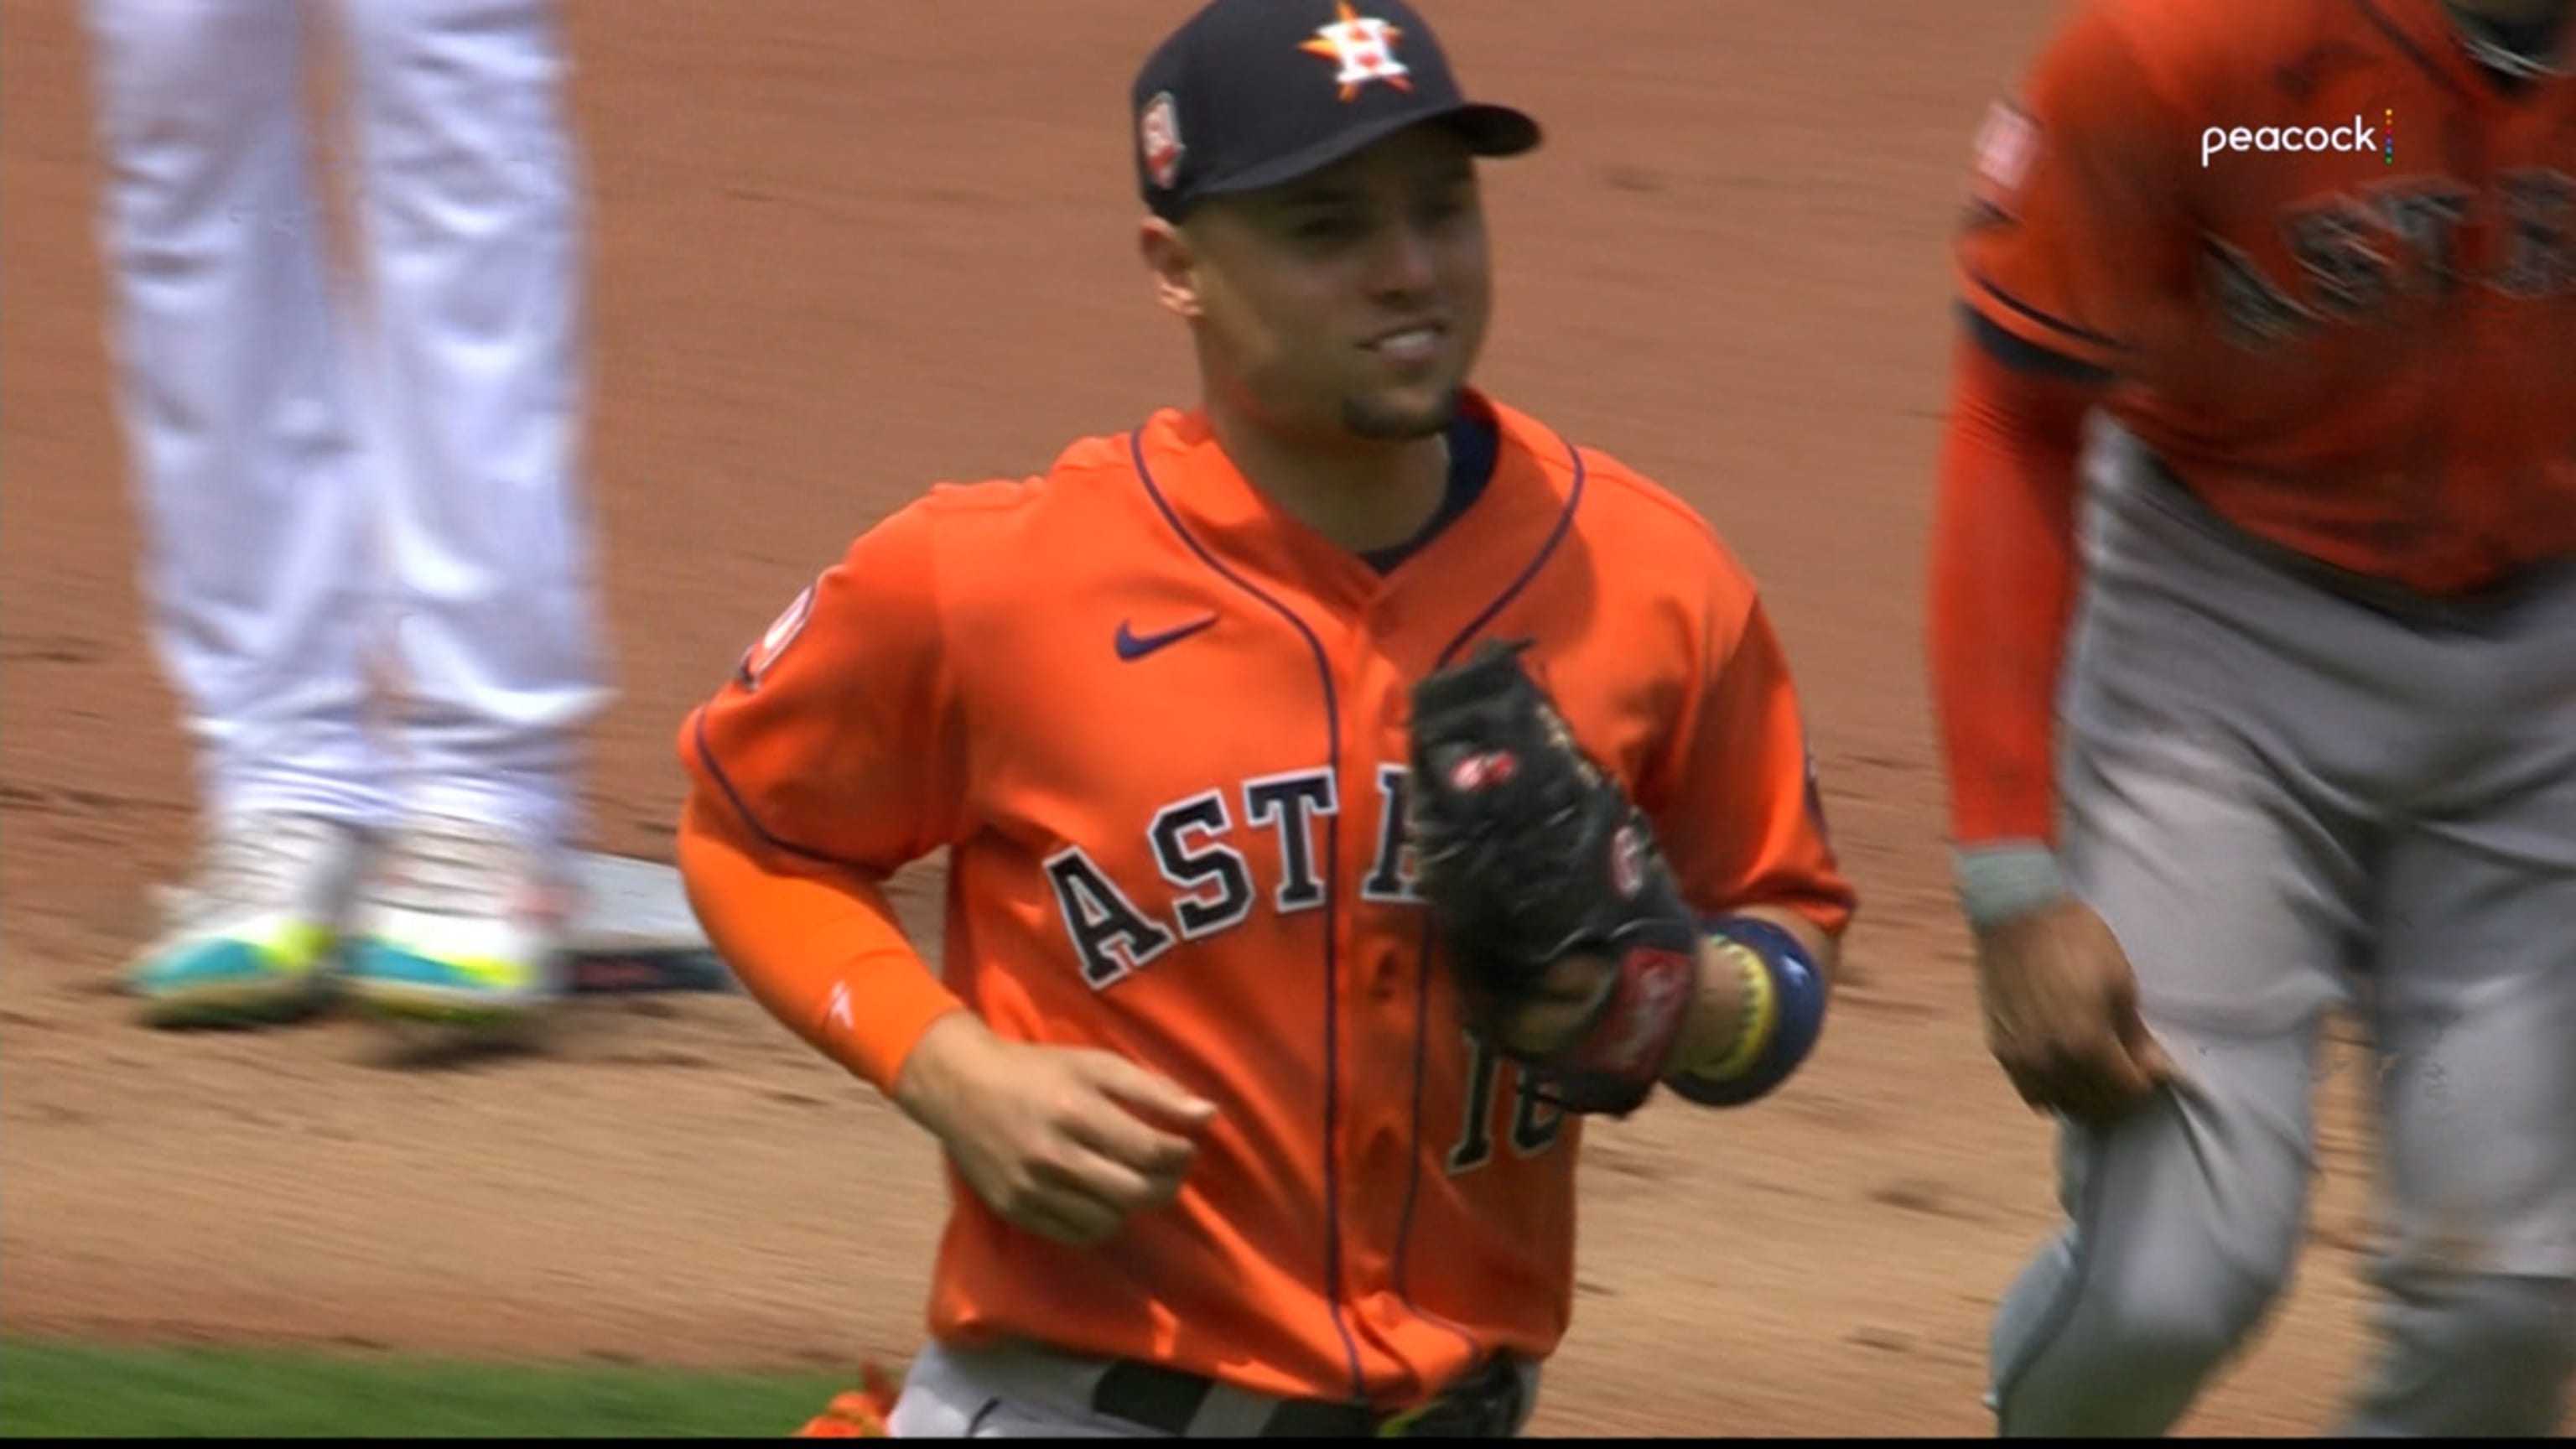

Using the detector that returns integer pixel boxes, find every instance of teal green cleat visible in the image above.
[127,917,339,1026]
[344,816,572,1028]
[343,936,553,1026]
[126,813,371,1029]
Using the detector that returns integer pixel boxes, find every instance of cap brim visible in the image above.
[1441,101,1545,158]
[1193,101,1544,203]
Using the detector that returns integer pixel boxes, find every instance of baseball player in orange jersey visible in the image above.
[1929,0,2574,1435]
[677,0,1855,1436]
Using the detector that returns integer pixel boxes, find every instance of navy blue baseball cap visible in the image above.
[1131,0,1543,221]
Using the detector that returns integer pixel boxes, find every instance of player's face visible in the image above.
[1161,125,1493,444]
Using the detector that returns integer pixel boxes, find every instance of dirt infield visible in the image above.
[1,0,2416,1436]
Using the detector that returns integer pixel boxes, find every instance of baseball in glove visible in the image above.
[1405,638,1703,1118]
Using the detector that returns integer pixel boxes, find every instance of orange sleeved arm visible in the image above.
[674,496,974,1096]
[1924,332,2102,848]
[676,794,963,1094]
[1934,1,2189,853]
[1652,588,1858,940]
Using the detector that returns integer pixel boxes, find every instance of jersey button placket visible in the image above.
[1355,632,1431,1344]
[1308,630,1359,1319]
[1365,638,1415,1007]
[1302,617,1374,1389]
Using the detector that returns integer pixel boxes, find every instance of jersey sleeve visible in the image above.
[1954,4,2192,375]
[1647,586,1857,939]
[1925,330,2096,850]
[679,497,971,877]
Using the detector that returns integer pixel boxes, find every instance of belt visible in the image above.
[1091,1357,1528,1439]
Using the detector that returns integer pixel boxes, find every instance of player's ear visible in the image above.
[1139,215,1204,322]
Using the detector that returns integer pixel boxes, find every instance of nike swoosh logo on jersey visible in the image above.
[1115,615,1218,661]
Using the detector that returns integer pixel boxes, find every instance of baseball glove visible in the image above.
[1405,639,1703,1118]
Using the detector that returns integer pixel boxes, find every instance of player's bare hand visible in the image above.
[894,1014,1218,1246]
[1491,953,1617,1059]
[1974,899,2178,1125]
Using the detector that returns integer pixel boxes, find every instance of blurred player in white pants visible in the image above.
[81,0,608,1030]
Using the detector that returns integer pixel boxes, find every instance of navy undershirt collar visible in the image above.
[1358,411,1499,574]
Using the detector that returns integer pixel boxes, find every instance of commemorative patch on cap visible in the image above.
[1140,90,1184,189]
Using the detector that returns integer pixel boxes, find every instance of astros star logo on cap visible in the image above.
[1301,1,1412,100]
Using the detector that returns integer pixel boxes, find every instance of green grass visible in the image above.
[0,1338,863,1438]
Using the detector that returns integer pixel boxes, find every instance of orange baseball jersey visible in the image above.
[1955,0,2576,596]
[677,389,1853,1405]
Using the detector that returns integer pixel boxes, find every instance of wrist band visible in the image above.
[1951,841,2071,932]
[1698,939,1778,1082]
[1670,915,1828,1108]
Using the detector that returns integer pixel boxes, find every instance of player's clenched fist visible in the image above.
[893,1014,1218,1246]
[1973,898,2177,1126]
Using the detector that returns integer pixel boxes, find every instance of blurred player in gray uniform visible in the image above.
[1928,0,2573,1435]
